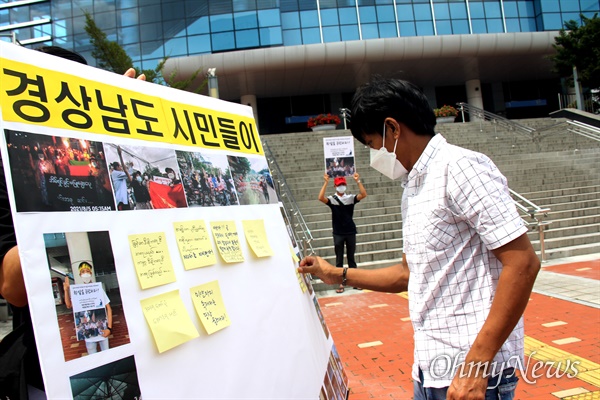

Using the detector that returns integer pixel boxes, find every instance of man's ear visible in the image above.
[384,118,401,140]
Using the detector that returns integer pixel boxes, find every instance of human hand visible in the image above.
[323,173,330,183]
[63,278,70,291]
[124,67,146,81]
[101,328,111,338]
[353,172,360,181]
[298,256,338,285]
[446,368,488,400]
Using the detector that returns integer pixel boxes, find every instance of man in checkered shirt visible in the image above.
[299,77,540,400]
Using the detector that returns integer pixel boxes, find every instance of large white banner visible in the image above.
[0,42,348,399]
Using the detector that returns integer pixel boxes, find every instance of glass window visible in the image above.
[449,2,467,19]
[469,2,484,19]
[165,37,187,57]
[397,4,414,22]
[340,24,360,40]
[259,26,283,45]
[518,0,535,17]
[233,0,257,12]
[163,19,186,38]
[451,19,469,34]
[93,12,117,30]
[521,17,537,31]
[235,11,258,29]
[280,0,299,12]
[119,26,140,45]
[72,1,93,17]
[258,9,280,27]
[300,10,319,27]
[505,18,521,32]
[117,0,139,8]
[141,40,164,59]
[376,5,395,22]
[471,19,487,33]
[542,13,563,29]
[236,28,260,48]
[210,14,234,32]
[52,1,72,20]
[379,22,397,37]
[399,21,416,36]
[188,34,212,54]
[414,4,432,21]
[323,25,341,42]
[563,13,582,24]
[433,3,450,20]
[187,16,210,35]
[299,0,318,11]
[162,1,185,21]
[212,31,235,51]
[339,7,358,24]
[581,0,600,12]
[487,19,504,33]
[283,29,302,45]
[140,23,163,41]
[416,20,434,35]
[257,0,279,10]
[301,27,321,44]
[484,1,502,18]
[123,43,141,59]
[541,0,560,12]
[321,8,339,26]
[503,1,518,17]
[138,5,160,23]
[361,23,379,39]
[436,20,452,35]
[119,7,139,26]
[359,6,377,23]
[281,11,300,29]
[31,2,51,19]
[141,58,161,72]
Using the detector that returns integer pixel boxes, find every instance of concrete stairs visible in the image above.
[263,118,600,291]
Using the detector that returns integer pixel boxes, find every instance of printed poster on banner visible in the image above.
[0,42,348,400]
[323,136,355,178]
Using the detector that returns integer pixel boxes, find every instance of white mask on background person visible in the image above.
[369,122,409,180]
[80,273,92,284]
[336,185,346,193]
[168,173,175,179]
[136,176,143,182]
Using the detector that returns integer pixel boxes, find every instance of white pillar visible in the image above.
[66,232,95,284]
[241,94,259,132]
[466,79,484,120]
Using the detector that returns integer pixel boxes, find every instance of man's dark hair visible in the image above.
[111,162,120,169]
[35,46,88,65]
[350,76,436,144]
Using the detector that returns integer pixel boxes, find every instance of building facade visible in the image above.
[1,0,599,133]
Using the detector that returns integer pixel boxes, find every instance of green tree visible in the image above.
[84,12,205,92]
[550,14,600,89]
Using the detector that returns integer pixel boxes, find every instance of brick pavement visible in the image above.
[318,260,600,399]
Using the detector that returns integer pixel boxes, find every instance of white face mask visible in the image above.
[168,173,175,179]
[336,185,346,193]
[80,273,92,284]
[369,122,409,180]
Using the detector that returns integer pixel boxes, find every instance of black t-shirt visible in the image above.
[326,194,359,235]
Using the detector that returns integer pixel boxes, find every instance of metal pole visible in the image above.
[207,68,219,99]
[573,66,583,111]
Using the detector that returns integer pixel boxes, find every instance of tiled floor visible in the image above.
[318,257,600,399]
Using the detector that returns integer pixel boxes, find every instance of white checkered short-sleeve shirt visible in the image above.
[401,134,527,388]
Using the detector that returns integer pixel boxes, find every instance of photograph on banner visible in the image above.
[323,368,335,400]
[44,231,130,361]
[331,344,349,389]
[312,295,330,340]
[176,150,239,207]
[323,136,355,178]
[227,155,277,205]
[69,355,141,399]
[103,143,187,210]
[327,355,346,399]
[4,129,115,212]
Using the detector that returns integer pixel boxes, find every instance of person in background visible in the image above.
[318,172,367,293]
[299,77,540,399]
[130,171,153,209]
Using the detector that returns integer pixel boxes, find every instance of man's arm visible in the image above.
[447,233,540,399]
[299,253,410,293]
[0,246,27,307]
[318,173,330,204]
[353,172,367,201]
[103,303,113,338]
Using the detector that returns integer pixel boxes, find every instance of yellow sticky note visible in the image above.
[140,290,199,353]
[173,220,217,270]
[296,269,307,293]
[290,247,300,262]
[242,219,274,257]
[210,221,244,263]
[190,280,231,335]
[129,232,176,289]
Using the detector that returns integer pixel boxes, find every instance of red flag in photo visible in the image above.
[148,181,188,209]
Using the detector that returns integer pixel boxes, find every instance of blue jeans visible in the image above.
[413,367,518,400]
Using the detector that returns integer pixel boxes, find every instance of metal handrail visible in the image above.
[566,120,600,142]
[457,102,535,138]
[263,141,315,258]
[509,189,551,262]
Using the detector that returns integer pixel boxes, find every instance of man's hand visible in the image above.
[447,367,488,400]
[298,256,339,285]
[124,67,146,81]
[353,172,360,182]
[323,173,330,184]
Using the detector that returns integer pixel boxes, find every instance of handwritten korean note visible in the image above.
[190,280,231,335]
[242,219,273,257]
[290,246,300,262]
[173,220,217,270]
[140,290,199,353]
[210,221,244,263]
[129,232,176,289]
